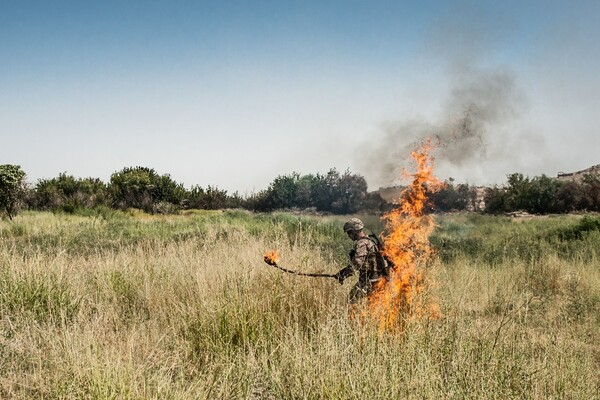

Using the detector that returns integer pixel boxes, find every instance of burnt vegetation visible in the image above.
[1,164,600,219]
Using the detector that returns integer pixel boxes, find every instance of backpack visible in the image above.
[349,233,395,277]
[366,233,395,277]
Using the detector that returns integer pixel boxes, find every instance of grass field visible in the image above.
[0,210,599,399]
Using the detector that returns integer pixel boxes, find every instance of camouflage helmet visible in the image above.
[343,218,364,232]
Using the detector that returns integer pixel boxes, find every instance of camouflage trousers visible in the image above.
[348,278,384,304]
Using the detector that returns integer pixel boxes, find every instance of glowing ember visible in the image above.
[263,250,279,266]
[369,138,443,331]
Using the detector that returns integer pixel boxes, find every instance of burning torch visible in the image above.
[263,250,339,279]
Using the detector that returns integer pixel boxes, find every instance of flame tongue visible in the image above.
[263,250,279,266]
[369,139,443,331]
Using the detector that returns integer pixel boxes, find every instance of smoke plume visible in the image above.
[360,3,535,188]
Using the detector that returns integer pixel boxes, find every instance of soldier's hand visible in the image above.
[348,249,356,260]
[334,265,354,285]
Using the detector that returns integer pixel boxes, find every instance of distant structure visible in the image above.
[470,186,487,212]
[556,164,600,182]
[371,163,600,213]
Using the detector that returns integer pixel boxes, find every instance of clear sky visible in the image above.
[1,0,599,194]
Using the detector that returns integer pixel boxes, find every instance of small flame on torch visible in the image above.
[263,250,279,266]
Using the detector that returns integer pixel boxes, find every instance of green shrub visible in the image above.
[556,216,600,240]
[0,164,26,220]
[431,214,600,264]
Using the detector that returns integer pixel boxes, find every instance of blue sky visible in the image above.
[1,0,599,193]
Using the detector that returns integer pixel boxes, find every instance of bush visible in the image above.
[185,185,229,210]
[556,216,600,241]
[33,173,108,212]
[109,167,185,213]
[245,169,373,214]
[0,164,27,219]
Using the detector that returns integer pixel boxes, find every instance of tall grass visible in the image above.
[0,211,598,399]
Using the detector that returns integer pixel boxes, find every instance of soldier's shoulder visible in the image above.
[356,237,375,248]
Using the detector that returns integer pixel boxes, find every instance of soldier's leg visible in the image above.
[348,283,368,304]
[347,283,369,322]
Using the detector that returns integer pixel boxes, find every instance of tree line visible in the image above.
[0,164,387,219]
[2,164,600,219]
[431,173,600,214]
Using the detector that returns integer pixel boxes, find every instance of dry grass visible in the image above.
[0,211,598,399]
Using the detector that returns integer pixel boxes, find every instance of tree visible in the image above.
[268,173,301,209]
[240,168,381,214]
[432,179,460,212]
[185,185,206,209]
[0,164,27,219]
[109,167,184,213]
[556,180,585,212]
[34,173,108,212]
[203,186,229,210]
[456,184,477,211]
[185,185,229,210]
[528,175,562,214]
[248,172,324,212]
[243,189,272,212]
[226,191,245,209]
[311,171,335,212]
[505,173,531,211]
[296,174,320,208]
[329,169,368,214]
[484,186,509,214]
[155,174,186,208]
[109,167,157,211]
[580,173,600,212]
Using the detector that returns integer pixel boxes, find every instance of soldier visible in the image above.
[335,218,387,303]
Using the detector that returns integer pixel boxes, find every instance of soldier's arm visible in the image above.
[335,239,373,284]
[335,241,364,284]
[334,264,355,284]
[351,239,372,272]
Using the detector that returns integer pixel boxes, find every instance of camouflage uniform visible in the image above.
[336,218,386,303]
[347,236,385,303]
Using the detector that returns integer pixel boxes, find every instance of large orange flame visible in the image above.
[369,138,443,331]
